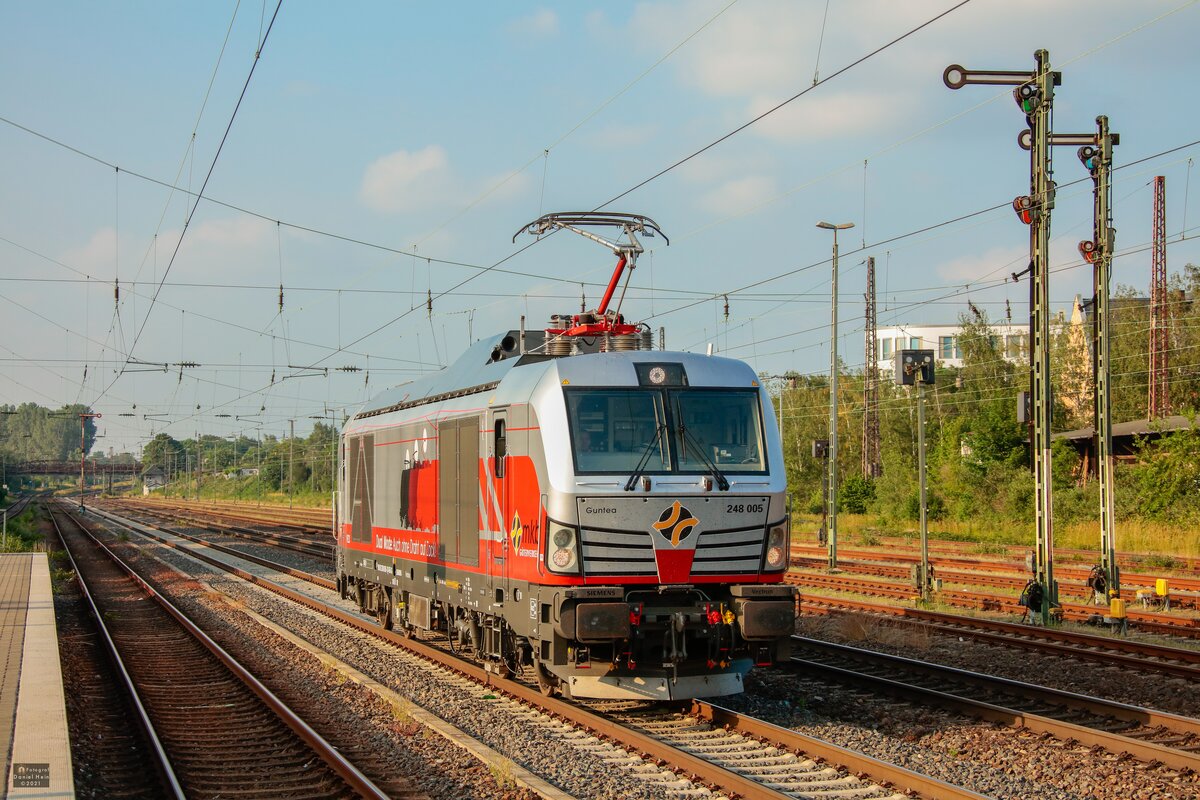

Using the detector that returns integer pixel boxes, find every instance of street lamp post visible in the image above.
[817,221,854,571]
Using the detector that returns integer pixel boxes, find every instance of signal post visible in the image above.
[1076,117,1121,604]
[944,51,1061,624]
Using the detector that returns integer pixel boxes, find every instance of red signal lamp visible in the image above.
[1078,240,1097,263]
[1012,195,1035,225]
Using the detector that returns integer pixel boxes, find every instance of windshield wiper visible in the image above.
[624,423,666,491]
[678,423,729,491]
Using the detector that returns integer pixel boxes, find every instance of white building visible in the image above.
[873,323,1029,371]
[873,301,1081,373]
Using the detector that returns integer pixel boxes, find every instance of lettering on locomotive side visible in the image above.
[584,506,618,515]
[375,534,438,558]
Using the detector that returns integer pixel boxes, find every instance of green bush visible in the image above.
[839,475,876,514]
[905,490,946,521]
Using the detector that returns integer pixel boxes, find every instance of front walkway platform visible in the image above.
[1,553,74,798]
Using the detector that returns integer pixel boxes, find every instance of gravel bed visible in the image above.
[87,516,702,800]
[798,612,1200,719]
[722,655,1200,800]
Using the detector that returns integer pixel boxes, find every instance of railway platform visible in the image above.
[0,553,74,798]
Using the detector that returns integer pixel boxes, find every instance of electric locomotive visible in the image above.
[336,213,795,700]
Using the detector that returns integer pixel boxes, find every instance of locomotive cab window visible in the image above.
[566,389,670,474]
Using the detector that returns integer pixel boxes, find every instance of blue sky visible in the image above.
[2,1,1198,454]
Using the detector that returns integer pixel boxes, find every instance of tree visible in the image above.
[142,434,185,475]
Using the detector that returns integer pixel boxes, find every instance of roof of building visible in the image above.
[1052,415,1194,441]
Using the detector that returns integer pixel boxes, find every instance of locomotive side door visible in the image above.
[490,410,511,599]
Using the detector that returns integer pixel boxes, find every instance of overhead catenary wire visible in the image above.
[93,0,286,408]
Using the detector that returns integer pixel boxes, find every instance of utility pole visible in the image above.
[945,50,1061,624]
[289,419,295,509]
[817,220,854,570]
[79,412,101,510]
[1077,117,1121,605]
[1149,175,1169,418]
[863,256,881,478]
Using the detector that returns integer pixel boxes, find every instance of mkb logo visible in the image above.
[509,512,523,552]
[651,501,700,547]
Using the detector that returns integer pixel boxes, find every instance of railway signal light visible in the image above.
[1012,195,1035,225]
[1013,82,1040,114]
[1078,239,1097,263]
[1078,144,1099,172]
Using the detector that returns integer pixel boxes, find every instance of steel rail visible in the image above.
[798,596,1200,680]
[786,571,1200,638]
[118,496,332,537]
[90,505,337,590]
[85,503,980,800]
[59,503,390,800]
[109,501,332,558]
[790,637,1200,773]
[129,496,329,532]
[690,700,991,800]
[796,540,1200,575]
[792,547,1200,596]
[46,504,186,799]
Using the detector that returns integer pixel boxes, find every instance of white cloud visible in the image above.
[697,174,779,216]
[745,90,905,143]
[629,0,818,98]
[60,228,118,274]
[359,145,452,213]
[624,0,972,141]
[358,145,532,218]
[936,245,1029,282]
[508,8,559,37]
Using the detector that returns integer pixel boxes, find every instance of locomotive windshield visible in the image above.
[566,390,671,474]
[565,387,766,474]
[672,389,765,473]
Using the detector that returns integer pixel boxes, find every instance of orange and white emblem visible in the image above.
[509,512,523,552]
[651,501,700,547]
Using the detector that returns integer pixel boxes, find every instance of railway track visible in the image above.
[795,539,1200,575]
[83,502,988,800]
[786,570,1200,639]
[788,636,1200,773]
[48,502,405,799]
[799,595,1200,681]
[105,498,333,559]
[130,496,329,532]
[792,548,1200,600]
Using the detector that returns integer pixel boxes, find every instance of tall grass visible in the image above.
[147,475,331,510]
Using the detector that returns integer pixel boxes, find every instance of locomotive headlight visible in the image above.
[548,523,579,574]
[764,523,789,571]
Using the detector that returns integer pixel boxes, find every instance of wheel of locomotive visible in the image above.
[390,596,413,637]
[534,660,558,697]
[375,587,393,630]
